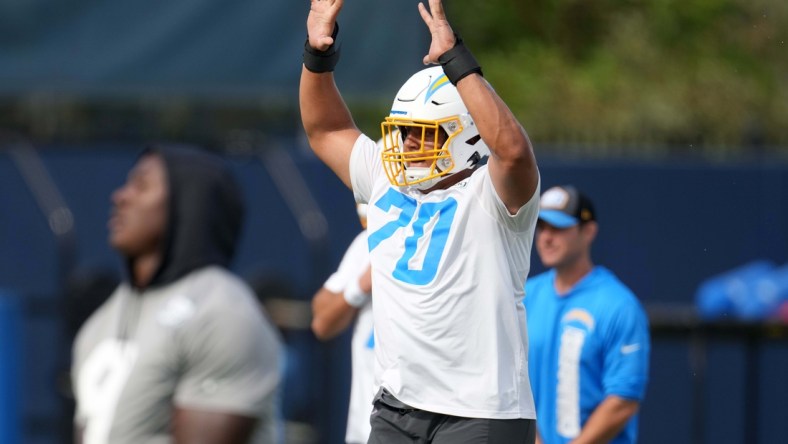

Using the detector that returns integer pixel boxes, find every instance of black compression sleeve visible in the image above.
[437,33,483,85]
[303,23,341,73]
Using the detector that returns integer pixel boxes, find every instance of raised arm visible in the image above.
[300,0,362,188]
[419,0,538,213]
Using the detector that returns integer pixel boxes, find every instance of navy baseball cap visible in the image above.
[538,185,596,228]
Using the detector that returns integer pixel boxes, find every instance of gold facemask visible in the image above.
[380,116,462,188]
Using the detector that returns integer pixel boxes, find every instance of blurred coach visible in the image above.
[525,185,650,444]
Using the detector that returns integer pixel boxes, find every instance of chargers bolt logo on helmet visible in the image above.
[380,66,489,190]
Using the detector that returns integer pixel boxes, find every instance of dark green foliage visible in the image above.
[445,0,788,155]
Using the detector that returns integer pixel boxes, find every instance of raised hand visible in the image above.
[418,0,456,65]
[307,0,344,51]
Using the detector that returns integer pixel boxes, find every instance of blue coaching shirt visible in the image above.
[525,266,650,444]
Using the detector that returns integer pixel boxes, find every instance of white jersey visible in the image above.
[350,134,539,419]
[324,231,375,444]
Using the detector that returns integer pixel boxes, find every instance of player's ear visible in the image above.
[581,221,598,244]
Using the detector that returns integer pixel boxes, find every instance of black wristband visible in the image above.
[437,33,483,85]
[303,23,341,73]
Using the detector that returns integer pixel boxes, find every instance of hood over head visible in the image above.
[134,144,245,289]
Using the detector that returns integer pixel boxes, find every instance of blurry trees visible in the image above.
[448,0,788,157]
[0,1,785,157]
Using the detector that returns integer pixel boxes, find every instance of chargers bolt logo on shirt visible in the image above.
[561,308,595,331]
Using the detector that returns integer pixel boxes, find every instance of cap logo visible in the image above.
[541,187,570,210]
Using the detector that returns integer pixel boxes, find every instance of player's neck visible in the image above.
[553,257,594,296]
[130,251,162,289]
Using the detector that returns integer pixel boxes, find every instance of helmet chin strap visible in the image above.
[404,166,434,185]
[408,166,476,192]
[403,158,445,177]
[404,161,456,190]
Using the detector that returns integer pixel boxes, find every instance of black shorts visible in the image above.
[367,389,535,444]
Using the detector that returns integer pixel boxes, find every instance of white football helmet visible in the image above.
[380,66,489,190]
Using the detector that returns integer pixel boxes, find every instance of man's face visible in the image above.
[400,125,447,168]
[535,220,591,269]
[108,154,169,258]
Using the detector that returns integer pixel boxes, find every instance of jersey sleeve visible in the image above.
[324,231,370,293]
[173,282,282,417]
[602,298,651,401]
[350,134,383,205]
[475,166,541,233]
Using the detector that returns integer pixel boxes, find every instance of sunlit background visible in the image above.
[1,1,787,443]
